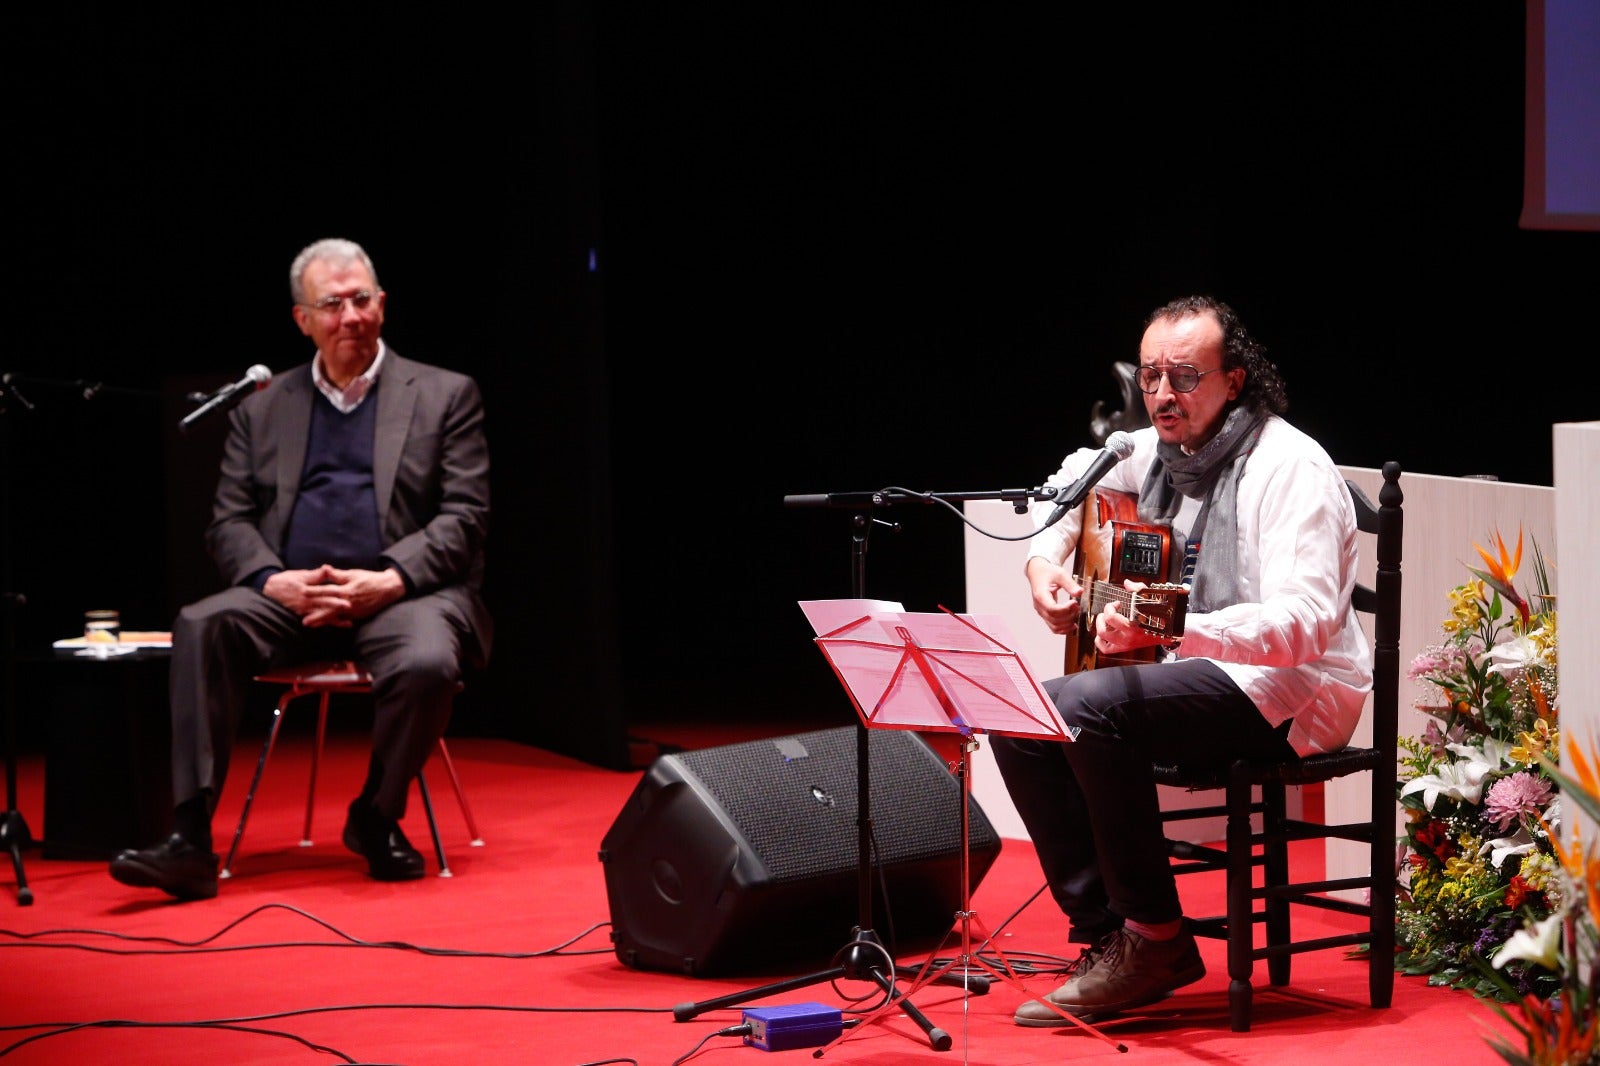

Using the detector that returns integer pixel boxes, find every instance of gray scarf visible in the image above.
[1137,406,1268,613]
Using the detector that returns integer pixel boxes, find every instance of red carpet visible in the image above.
[0,730,1517,1065]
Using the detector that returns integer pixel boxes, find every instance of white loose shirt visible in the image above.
[1027,417,1370,756]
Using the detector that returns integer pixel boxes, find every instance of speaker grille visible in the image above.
[674,726,986,883]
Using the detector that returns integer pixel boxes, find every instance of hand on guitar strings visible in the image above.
[1093,582,1171,656]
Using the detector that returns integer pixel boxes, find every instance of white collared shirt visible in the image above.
[1027,417,1371,756]
[312,340,387,414]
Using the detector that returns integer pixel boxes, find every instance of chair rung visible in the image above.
[1257,931,1371,958]
[1160,801,1265,823]
[1193,922,1373,958]
[1168,840,1228,864]
[1273,890,1374,918]
[1187,907,1270,937]
[1258,875,1371,900]
[1272,819,1374,844]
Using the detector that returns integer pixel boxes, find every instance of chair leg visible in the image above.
[434,738,484,846]
[1369,767,1397,1008]
[1225,773,1254,1033]
[416,770,451,877]
[221,699,291,879]
[301,691,330,846]
[1263,781,1291,987]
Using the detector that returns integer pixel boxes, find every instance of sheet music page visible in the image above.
[798,598,905,637]
[800,602,1070,739]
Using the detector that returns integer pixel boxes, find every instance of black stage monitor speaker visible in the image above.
[599,725,1002,976]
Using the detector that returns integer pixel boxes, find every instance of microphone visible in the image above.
[1043,430,1137,528]
[178,365,271,434]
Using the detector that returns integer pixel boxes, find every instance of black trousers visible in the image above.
[168,586,472,822]
[990,658,1295,944]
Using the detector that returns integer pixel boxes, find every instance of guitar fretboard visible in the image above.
[1087,581,1155,623]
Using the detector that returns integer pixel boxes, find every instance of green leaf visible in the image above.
[1539,754,1600,823]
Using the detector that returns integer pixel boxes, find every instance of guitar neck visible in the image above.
[1088,576,1139,617]
[1087,580,1139,617]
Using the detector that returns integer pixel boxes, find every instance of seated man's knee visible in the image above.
[1042,671,1121,740]
[377,649,459,700]
[175,591,255,644]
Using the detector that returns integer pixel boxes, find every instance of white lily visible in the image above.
[1492,910,1563,971]
[1400,736,1516,809]
[1480,825,1536,869]
[1542,796,1562,839]
[1484,634,1546,679]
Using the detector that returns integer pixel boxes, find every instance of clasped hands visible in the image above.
[1026,558,1162,656]
[262,564,406,628]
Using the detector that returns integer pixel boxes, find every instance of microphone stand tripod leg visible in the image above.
[861,963,951,1052]
[3,589,35,906]
[1,808,31,906]
[672,966,847,1022]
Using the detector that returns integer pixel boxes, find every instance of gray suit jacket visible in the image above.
[204,349,493,660]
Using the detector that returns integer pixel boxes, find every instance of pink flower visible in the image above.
[1408,645,1455,681]
[1483,771,1554,832]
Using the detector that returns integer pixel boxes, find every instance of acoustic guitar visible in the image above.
[1062,489,1189,674]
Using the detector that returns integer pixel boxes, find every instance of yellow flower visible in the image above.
[1443,580,1486,635]
[1510,718,1555,767]
[1527,613,1558,658]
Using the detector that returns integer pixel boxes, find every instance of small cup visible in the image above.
[83,609,122,657]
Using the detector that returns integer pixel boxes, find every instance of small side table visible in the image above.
[38,648,173,861]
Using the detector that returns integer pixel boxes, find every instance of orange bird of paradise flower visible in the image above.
[1469,527,1530,629]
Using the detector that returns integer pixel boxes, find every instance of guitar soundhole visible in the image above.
[1117,530,1166,580]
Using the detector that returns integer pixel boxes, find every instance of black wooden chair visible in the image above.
[1152,461,1402,1031]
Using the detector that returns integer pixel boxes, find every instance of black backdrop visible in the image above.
[5,5,1593,769]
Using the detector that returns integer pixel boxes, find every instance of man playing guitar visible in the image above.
[994,296,1370,1026]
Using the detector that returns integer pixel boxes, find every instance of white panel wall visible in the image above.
[1553,423,1600,852]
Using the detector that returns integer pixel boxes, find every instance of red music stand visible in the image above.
[799,600,1128,1057]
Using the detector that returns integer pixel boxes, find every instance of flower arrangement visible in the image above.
[1481,733,1598,1064]
[1395,529,1560,1001]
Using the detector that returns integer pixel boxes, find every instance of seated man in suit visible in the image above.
[110,236,492,900]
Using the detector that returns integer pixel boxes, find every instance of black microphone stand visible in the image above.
[1,375,36,904]
[671,482,1058,1050]
[0,372,164,905]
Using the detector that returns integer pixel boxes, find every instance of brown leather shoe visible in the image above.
[1014,940,1110,1026]
[1038,926,1205,1020]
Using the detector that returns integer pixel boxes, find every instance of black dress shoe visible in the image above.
[109,833,219,901]
[342,800,425,881]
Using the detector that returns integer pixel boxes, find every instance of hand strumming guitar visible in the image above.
[1027,556,1084,636]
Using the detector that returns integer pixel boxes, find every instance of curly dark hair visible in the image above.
[1145,295,1289,415]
